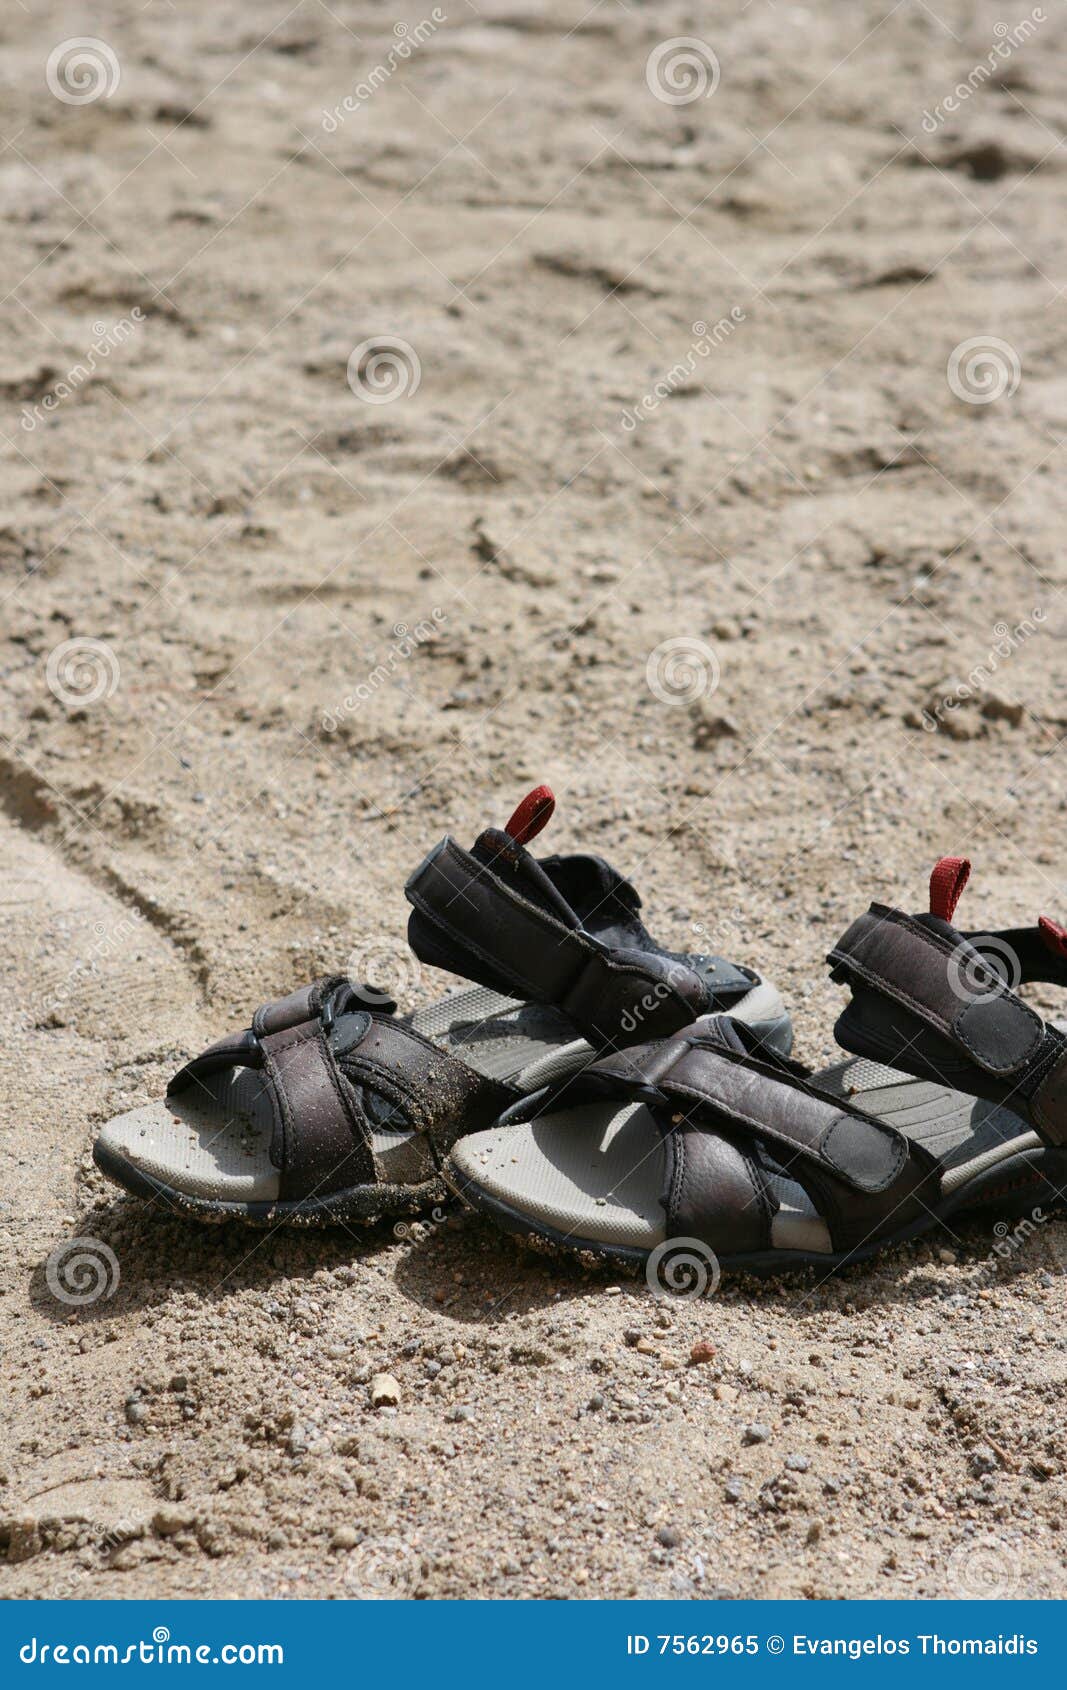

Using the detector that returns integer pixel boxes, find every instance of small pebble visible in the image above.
[742,1422,771,1445]
[153,1506,196,1537]
[724,1478,744,1504]
[690,1340,717,1365]
[785,1454,810,1472]
[369,1373,401,1409]
[656,1525,681,1548]
[330,1526,358,1550]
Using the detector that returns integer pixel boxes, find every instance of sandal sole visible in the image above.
[92,1137,445,1229]
[93,1006,795,1227]
[446,1144,1067,1280]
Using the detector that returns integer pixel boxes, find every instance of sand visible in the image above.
[2,0,1066,1599]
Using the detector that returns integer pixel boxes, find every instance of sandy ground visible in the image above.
[3,0,1067,1601]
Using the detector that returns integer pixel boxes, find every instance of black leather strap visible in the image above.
[167,979,507,1203]
[260,1021,374,1200]
[829,905,1067,1146]
[829,908,1044,1075]
[579,1017,939,1255]
[405,835,710,1048]
[333,1010,512,1150]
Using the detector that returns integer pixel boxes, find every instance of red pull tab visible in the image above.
[504,784,555,846]
[1039,915,1067,958]
[930,856,971,922]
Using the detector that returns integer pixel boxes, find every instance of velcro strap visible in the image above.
[590,1027,909,1195]
[333,1012,508,1146]
[405,837,708,1046]
[260,1022,372,1201]
[168,1029,259,1098]
[585,1020,938,1254]
[1031,1049,1067,1146]
[664,1047,906,1193]
[829,906,1044,1076]
[407,837,582,1002]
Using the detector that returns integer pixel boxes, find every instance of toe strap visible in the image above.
[259,1019,372,1199]
[167,978,511,1203]
[581,1015,940,1256]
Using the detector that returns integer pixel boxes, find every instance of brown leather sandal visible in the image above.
[448,859,1066,1277]
[93,788,789,1226]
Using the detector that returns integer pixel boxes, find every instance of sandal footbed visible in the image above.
[448,1056,1057,1261]
[94,978,790,1219]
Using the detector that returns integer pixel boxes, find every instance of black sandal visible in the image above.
[446,858,1066,1277]
[93,787,789,1226]
[828,854,1067,1195]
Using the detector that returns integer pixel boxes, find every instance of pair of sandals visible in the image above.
[95,789,1067,1280]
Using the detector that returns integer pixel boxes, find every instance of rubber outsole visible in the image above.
[446,1144,1067,1280]
[92,1008,795,1228]
[92,1136,443,1228]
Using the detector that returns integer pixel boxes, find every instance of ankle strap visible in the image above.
[828,890,1067,1145]
[829,906,1046,1074]
[405,832,710,1049]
